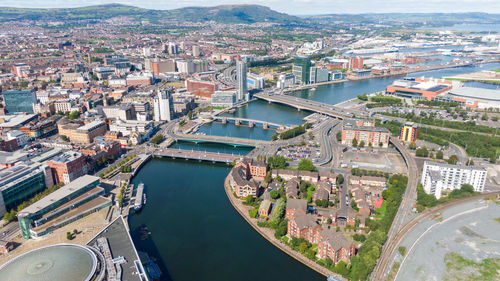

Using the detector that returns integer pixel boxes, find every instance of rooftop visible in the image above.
[447,86,500,102]
[0,244,97,281]
[18,175,100,217]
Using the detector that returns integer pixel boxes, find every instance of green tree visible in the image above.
[409,142,417,150]
[244,195,254,204]
[333,261,349,276]
[298,159,316,172]
[352,138,358,147]
[415,146,429,157]
[68,110,80,120]
[436,150,444,159]
[482,113,489,121]
[447,155,459,165]
[358,140,365,147]
[66,232,73,240]
[264,171,272,184]
[336,131,342,141]
[270,190,279,199]
[336,174,344,185]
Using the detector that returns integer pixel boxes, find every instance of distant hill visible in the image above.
[0,4,304,24]
[307,12,500,26]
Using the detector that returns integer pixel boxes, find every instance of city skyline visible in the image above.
[1,0,500,14]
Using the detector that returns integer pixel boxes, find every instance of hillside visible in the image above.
[0,4,304,24]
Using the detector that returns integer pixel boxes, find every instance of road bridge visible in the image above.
[213,116,287,129]
[173,133,271,147]
[154,148,240,164]
[254,93,367,119]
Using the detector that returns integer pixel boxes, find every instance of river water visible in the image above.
[129,158,325,281]
[128,62,500,281]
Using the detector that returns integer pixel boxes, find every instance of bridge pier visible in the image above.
[221,118,227,124]
[235,120,240,126]
[249,121,254,128]
[263,123,269,129]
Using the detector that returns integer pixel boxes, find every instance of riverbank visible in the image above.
[223,173,345,280]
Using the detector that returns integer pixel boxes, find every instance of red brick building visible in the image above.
[236,158,268,179]
[186,79,218,98]
[47,151,88,184]
[317,230,356,262]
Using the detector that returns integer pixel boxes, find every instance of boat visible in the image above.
[134,183,145,211]
[310,87,317,91]
[143,193,147,205]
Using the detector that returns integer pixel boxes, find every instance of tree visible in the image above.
[267,156,287,169]
[358,140,365,147]
[187,110,193,120]
[465,159,474,166]
[73,229,78,235]
[492,116,499,122]
[352,138,358,147]
[482,113,489,121]
[299,241,308,253]
[415,146,429,157]
[336,174,344,185]
[298,159,316,172]
[447,155,459,165]
[68,110,80,120]
[490,155,497,163]
[333,261,349,276]
[66,232,73,240]
[336,131,342,141]
[436,150,444,159]
[327,217,332,224]
[264,171,272,184]
[244,195,254,204]
[271,133,278,141]
[409,142,417,150]
[270,190,279,199]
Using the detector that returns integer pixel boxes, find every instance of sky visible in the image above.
[0,0,499,15]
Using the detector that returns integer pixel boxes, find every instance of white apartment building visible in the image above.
[153,90,172,122]
[421,161,487,199]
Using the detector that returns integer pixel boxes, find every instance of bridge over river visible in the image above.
[154,148,241,164]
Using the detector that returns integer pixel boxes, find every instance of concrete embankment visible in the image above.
[223,174,345,280]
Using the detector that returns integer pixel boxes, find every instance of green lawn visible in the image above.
[492,69,500,73]
[373,201,387,218]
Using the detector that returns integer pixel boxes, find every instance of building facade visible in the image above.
[421,161,487,199]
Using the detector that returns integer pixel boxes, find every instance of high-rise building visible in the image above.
[236,60,248,101]
[309,67,330,84]
[154,90,172,122]
[399,122,418,142]
[168,42,179,55]
[421,161,487,199]
[192,45,200,57]
[349,56,364,70]
[143,47,151,57]
[247,73,265,90]
[292,56,311,85]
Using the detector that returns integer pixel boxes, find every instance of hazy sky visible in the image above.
[0,0,499,14]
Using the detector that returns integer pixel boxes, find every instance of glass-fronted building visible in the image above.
[1,90,36,114]
[17,175,108,239]
[292,56,311,85]
[0,163,52,216]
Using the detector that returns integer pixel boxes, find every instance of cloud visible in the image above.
[0,0,499,14]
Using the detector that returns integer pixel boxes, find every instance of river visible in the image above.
[128,61,500,281]
[129,158,325,281]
